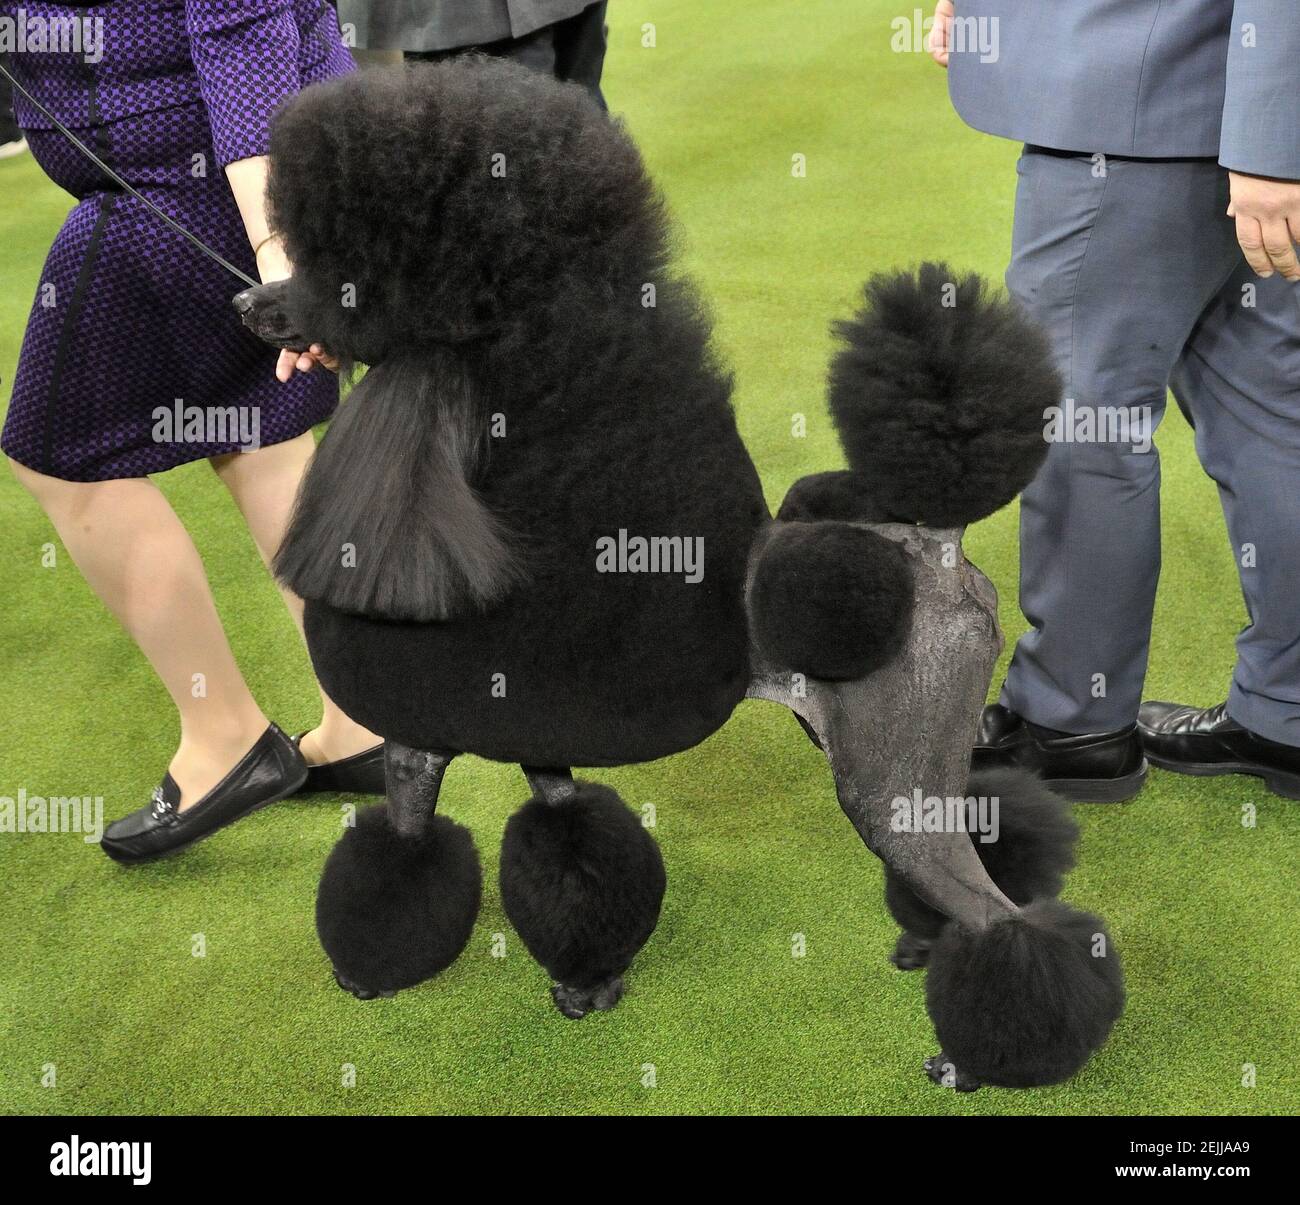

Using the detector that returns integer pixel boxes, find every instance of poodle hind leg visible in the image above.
[501,768,666,1019]
[317,743,481,999]
[752,525,1124,1088]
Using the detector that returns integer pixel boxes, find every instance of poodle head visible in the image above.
[256,57,669,364]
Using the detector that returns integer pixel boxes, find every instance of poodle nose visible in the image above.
[231,287,258,316]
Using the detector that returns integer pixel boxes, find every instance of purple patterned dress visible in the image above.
[0,1,354,481]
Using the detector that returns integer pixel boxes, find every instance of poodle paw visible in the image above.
[890,931,932,970]
[551,976,625,1020]
[924,1052,981,1092]
[333,968,397,1001]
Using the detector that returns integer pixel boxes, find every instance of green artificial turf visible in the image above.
[1,0,1297,1116]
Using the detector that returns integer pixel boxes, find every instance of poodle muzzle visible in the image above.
[232,280,311,352]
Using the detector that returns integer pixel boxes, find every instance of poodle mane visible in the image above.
[264,57,749,626]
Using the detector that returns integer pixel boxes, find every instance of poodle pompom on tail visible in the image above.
[827,261,1060,527]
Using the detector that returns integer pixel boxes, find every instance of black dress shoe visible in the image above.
[972,703,1148,803]
[101,724,307,865]
[1138,701,1300,800]
[292,734,386,795]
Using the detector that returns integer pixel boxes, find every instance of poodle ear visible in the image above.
[273,357,525,622]
[827,262,1060,527]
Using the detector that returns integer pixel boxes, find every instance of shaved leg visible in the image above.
[210,433,381,765]
[8,458,268,809]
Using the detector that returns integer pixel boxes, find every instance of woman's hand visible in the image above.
[254,234,341,381]
[276,344,341,383]
[222,159,339,381]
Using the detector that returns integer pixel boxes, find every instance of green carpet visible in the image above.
[1,0,1296,1116]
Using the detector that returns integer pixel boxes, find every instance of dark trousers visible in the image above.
[407,1,609,110]
[1001,147,1300,743]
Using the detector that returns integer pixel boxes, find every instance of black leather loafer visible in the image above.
[972,703,1148,803]
[101,724,308,864]
[293,734,386,796]
[1138,701,1300,800]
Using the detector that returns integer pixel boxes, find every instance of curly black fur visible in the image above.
[776,470,898,525]
[885,767,1079,940]
[747,521,914,680]
[264,60,768,764]
[827,262,1059,527]
[316,807,482,993]
[499,783,666,990]
[926,899,1125,1088]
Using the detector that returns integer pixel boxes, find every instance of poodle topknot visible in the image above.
[266,58,670,363]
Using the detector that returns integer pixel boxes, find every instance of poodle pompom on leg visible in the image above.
[316,744,482,998]
[501,771,666,1019]
[924,899,1125,1090]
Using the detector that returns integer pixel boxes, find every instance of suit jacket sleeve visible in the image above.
[185,0,303,168]
[1220,0,1300,179]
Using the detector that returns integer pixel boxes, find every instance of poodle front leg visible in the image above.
[386,742,454,836]
[316,742,482,999]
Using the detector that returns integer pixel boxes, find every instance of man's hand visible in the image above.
[929,1,955,67]
[1228,172,1300,281]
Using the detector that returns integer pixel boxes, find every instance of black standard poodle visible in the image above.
[233,58,1125,1091]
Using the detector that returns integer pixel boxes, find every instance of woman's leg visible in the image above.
[210,433,381,765]
[8,458,269,809]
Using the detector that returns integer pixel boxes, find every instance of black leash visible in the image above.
[0,60,260,288]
